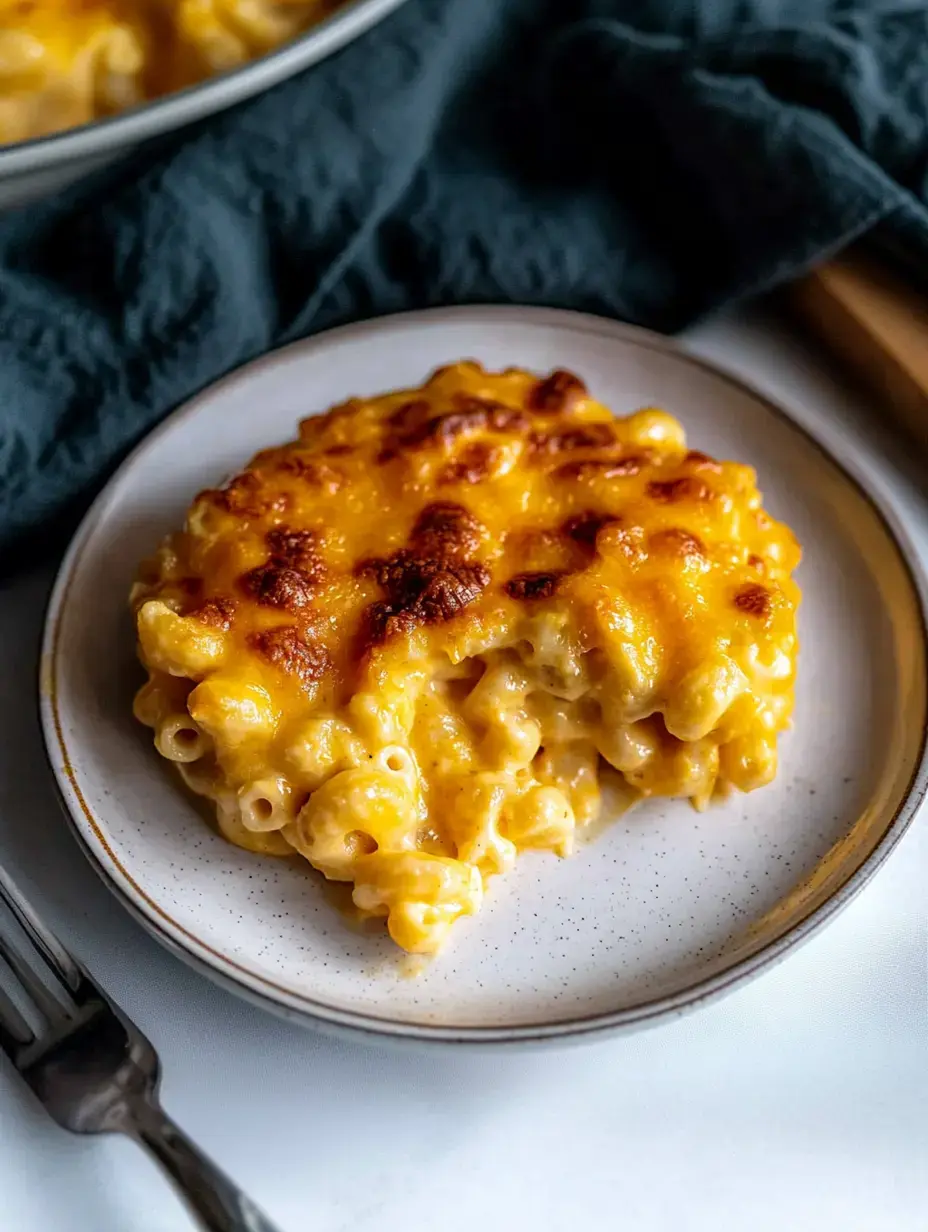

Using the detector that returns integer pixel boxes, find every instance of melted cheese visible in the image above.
[0,0,339,144]
[131,362,802,955]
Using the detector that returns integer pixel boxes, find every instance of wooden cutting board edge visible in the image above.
[789,253,928,453]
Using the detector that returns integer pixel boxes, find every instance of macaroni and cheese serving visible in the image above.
[131,362,801,955]
[0,0,340,145]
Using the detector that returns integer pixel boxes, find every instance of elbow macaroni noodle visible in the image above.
[0,1,341,145]
[131,362,801,955]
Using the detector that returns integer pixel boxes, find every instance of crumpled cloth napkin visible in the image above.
[2,0,927,571]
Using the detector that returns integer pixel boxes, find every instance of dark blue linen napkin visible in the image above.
[2,0,927,571]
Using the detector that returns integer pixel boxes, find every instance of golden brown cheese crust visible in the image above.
[137,362,800,715]
[131,361,802,954]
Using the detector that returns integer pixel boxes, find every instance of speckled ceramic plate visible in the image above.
[39,308,928,1045]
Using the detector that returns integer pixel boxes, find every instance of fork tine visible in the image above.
[0,956,36,1054]
[0,866,81,993]
[0,919,74,1027]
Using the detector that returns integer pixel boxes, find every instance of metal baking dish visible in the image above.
[0,0,409,209]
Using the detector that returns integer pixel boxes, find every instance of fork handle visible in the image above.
[128,1099,283,1232]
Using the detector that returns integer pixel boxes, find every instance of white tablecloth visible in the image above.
[1,308,925,1232]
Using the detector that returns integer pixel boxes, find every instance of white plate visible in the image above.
[39,308,928,1045]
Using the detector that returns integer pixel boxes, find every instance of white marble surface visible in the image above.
[1,308,925,1232]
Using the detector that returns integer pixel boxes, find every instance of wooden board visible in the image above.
[790,252,928,452]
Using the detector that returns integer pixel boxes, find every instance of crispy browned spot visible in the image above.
[528,369,587,415]
[189,596,236,630]
[441,396,531,436]
[239,525,326,611]
[482,402,530,433]
[376,402,436,461]
[364,560,491,646]
[504,571,564,601]
[358,553,424,592]
[529,423,615,455]
[271,455,344,493]
[248,626,329,685]
[382,401,484,457]
[649,528,705,558]
[198,471,290,519]
[449,395,528,433]
[357,502,490,649]
[747,553,766,573]
[411,501,485,558]
[240,564,316,612]
[324,443,354,457]
[646,477,712,503]
[562,511,621,548]
[265,527,324,576]
[430,408,489,442]
[356,504,484,585]
[684,450,723,472]
[734,583,772,619]
[220,472,262,509]
[379,395,527,465]
[554,455,645,481]
[439,443,498,486]
[386,399,431,433]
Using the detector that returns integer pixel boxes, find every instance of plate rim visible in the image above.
[38,305,928,1045]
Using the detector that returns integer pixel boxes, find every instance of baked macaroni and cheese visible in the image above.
[131,362,801,955]
[0,0,340,145]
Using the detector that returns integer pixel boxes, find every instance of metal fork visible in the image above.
[0,863,282,1232]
